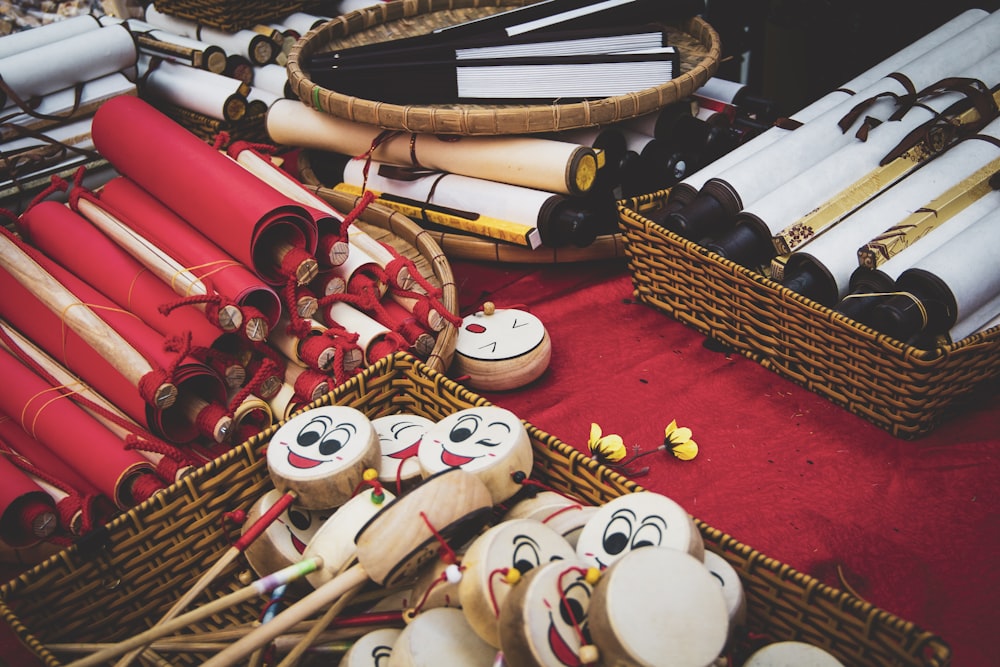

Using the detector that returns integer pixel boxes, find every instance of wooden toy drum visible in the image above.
[588,547,730,667]
[266,405,381,509]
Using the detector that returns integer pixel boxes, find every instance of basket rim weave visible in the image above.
[286,0,721,136]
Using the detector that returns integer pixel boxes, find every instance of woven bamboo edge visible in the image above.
[295,154,628,263]
[0,351,950,666]
[286,0,721,135]
[617,190,1000,438]
[151,0,320,32]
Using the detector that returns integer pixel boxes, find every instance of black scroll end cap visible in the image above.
[551,206,600,248]
[664,194,729,241]
[780,262,838,307]
[870,294,925,341]
[704,221,773,268]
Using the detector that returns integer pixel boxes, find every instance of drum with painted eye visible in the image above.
[588,547,730,667]
[503,491,598,549]
[417,406,533,504]
[575,491,704,569]
[498,558,600,667]
[242,489,332,578]
[458,518,577,648]
[388,607,497,667]
[451,303,552,391]
[372,413,434,493]
[266,405,382,509]
[338,627,402,667]
[703,549,747,646]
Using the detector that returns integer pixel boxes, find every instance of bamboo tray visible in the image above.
[618,189,1000,439]
[286,0,721,136]
[0,353,950,666]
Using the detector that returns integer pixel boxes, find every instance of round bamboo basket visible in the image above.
[286,0,721,136]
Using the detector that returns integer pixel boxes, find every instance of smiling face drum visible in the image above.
[575,491,704,569]
[266,405,382,509]
[457,518,577,648]
[417,405,533,504]
[498,558,598,667]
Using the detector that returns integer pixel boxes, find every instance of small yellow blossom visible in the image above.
[663,419,698,461]
[588,422,627,463]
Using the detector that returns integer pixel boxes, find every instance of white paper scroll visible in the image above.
[265,98,600,196]
[700,10,1000,218]
[0,72,136,140]
[666,8,990,202]
[950,291,1000,343]
[115,17,228,73]
[342,158,560,234]
[784,114,1000,304]
[738,47,1000,245]
[252,63,293,99]
[0,22,137,110]
[143,5,276,66]
[140,57,249,121]
[851,189,1000,293]
[897,206,1000,328]
[0,14,102,60]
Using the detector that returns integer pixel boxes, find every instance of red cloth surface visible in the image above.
[448,258,999,667]
[0,257,995,666]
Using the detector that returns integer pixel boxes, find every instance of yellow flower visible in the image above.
[663,419,698,461]
[588,422,627,463]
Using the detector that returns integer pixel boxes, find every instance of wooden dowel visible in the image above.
[65,556,323,667]
[0,231,176,409]
[75,197,243,334]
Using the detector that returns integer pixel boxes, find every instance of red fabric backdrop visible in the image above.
[1,255,995,666]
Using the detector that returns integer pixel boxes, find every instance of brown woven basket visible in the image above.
[618,189,1000,439]
[150,0,323,33]
[286,0,721,136]
[296,150,629,263]
[0,353,950,666]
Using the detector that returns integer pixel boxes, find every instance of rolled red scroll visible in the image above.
[0,439,58,548]
[0,411,115,538]
[90,95,319,286]
[17,200,229,349]
[0,345,165,510]
[0,234,227,444]
[95,176,282,337]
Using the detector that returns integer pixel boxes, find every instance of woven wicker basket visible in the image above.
[618,189,1000,439]
[286,0,721,136]
[0,353,950,666]
[150,0,323,33]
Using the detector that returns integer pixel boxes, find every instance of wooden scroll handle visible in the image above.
[0,231,176,409]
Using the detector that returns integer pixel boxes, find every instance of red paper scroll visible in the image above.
[0,242,227,444]
[17,200,228,349]
[0,440,58,548]
[96,176,282,331]
[0,346,165,509]
[90,95,318,285]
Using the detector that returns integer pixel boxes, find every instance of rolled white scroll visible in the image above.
[781,114,1000,306]
[265,98,600,196]
[0,22,137,110]
[658,8,991,211]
